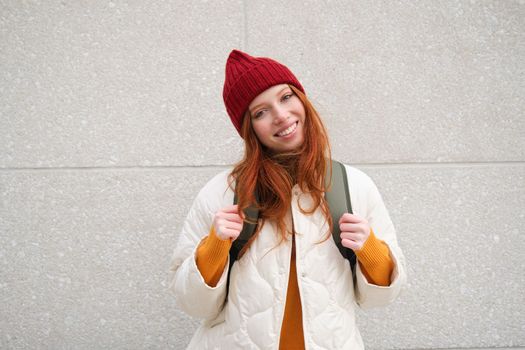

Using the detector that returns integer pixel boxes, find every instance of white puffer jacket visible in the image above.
[169,165,406,349]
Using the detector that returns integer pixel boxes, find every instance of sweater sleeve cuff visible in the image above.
[196,226,233,267]
[354,229,391,269]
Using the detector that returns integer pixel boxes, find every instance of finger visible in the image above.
[222,228,241,240]
[224,221,243,232]
[339,213,362,224]
[221,204,239,213]
[341,238,360,251]
[216,219,242,232]
[339,223,361,233]
[340,231,362,242]
[219,212,244,223]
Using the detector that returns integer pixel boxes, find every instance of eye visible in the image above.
[282,93,293,101]
[252,110,266,119]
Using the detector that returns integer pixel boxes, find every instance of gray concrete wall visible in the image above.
[1,0,523,349]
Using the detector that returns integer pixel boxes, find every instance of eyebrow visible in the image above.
[249,86,291,113]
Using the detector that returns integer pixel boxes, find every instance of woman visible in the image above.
[170,49,406,349]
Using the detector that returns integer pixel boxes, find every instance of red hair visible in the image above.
[229,85,333,254]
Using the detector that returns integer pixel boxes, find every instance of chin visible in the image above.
[276,142,304,153]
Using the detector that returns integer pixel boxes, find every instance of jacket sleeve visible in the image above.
[352,170,407,309]
[168,185,230,320]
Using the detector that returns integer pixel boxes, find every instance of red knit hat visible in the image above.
[223,49,305,136]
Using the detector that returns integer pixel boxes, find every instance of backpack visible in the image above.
[229,160,356,280]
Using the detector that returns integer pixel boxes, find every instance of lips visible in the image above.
[275,121,298,137]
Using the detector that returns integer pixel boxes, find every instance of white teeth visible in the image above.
[277,122,297,137]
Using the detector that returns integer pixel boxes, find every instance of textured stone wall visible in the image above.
[1,1,523,349]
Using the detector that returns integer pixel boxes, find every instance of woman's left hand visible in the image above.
[339,213,371,252]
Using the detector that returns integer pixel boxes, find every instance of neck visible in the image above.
[266,150,300,184]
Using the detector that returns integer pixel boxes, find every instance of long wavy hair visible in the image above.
[228,85,333,255]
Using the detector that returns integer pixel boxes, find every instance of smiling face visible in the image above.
[248,84,306,153]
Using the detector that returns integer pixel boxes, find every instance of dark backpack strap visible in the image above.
[325,160,356,269]
[227,191,259,294]
[229,194,259,268]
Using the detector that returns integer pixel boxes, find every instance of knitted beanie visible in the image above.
[223,49,305,136]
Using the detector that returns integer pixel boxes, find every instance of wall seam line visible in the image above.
[0,161,524,172]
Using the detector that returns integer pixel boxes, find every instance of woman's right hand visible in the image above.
[212,204,244,241]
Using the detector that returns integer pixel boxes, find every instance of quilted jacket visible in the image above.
[169,164,407,349]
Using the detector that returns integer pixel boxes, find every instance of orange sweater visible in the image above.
[195,226,394,349]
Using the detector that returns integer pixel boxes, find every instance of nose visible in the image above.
[272,105,288,124]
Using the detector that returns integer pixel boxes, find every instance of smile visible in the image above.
[275,122,298,137]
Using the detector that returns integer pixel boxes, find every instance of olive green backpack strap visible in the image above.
[325,160,356,269]
[229,194,259,268]
[227,192,259,294]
